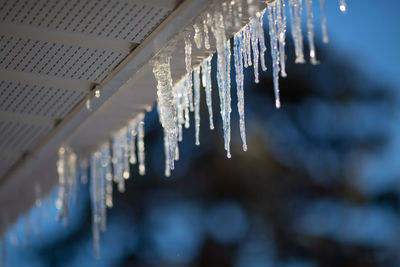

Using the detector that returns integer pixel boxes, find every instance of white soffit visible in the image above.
[0,0,190,231]
[0,0,220,233]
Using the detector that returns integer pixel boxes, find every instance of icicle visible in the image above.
[267,4,281,108]
[257,13,268,72]
[201,57,214,130]
[122,129,130,180]
[212,9,232,158]
[153,55,177,172]
[175,145,180,161]
[128,120,137,164]
[137,113,146,175]
[56,147,66,216]
[174,78,185,141]
[289,0,305,63]
[163,129,171,177]
[90,152,101,258]
[179,76,191,129]
[305,0,319,65]
[319,0,329,43]
[56,146,77,224]
[339,0,346,13]
[277,0,287,77]
[243,24,252,68]
[95,88,100,98]
[193,67,201,145]
[203,15,210,49]
[193,23,203,49]
[112,133,125,193]
[101,143,113,208]
[250,18,260,83]
[184,33,194,112]
[234,32,247,151]
[98,146,106,232]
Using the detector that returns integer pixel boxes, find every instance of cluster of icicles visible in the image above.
[19,0,348,259]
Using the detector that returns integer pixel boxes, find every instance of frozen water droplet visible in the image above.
[339,0,346,13]
[95,89,100,98]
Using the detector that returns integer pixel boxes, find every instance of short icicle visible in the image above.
[305,0,319,65]
[288,0,305,63]
[90,152,101,258]
[56,146,77,224]
[112,133,125,193]
[319,0,329,43]
[193,67,201,145]
[201,57,214,130]
[137,113,146,175]
[184,33,194,112]
[250,17,260,83]
[277,0,287,77]
[101,143,113,208]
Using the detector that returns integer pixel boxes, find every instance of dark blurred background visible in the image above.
[4,1,400,266]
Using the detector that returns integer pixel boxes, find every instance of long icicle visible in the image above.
[153,55,177,171]
[212,8,232,158]
[234,31,247,151]
[268,4,281,109]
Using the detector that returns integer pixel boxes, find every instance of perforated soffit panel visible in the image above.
[0,0,179,180]
[0,0,214,232]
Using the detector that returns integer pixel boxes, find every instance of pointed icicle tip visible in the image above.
[275,99,281,109]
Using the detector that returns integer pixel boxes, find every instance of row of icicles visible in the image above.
[4,0,347,259]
